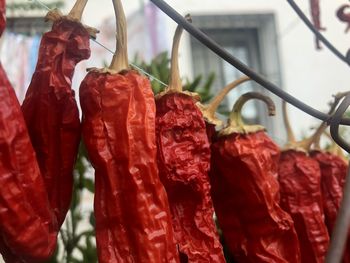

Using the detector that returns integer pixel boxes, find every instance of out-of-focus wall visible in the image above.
[10,0,350,140]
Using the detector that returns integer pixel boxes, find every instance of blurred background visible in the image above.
[2,0,350,262]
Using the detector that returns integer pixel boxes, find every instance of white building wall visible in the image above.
[62,0,350,141]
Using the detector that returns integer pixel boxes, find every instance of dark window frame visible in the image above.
[190,13,283,140]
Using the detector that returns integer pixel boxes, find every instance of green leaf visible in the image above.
[83,178,95,193]
[89,212,96,227]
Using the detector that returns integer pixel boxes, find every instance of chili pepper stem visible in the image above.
[44,1,98,39]
[109,0,129,72]
[67,0,88,21]
[219,92,275,136]
[197,76,250,126]
[284,91,350,152]
[167,15,192,92]
[282,100,296,144]
[322,131,348,160]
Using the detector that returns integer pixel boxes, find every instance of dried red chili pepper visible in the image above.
[0,2,59,262]
[197,76,250,143]
[307,93,350,263]
[310,0,325,49]
[21,0,97,228]
[209,92,301,263]
[79,1,179,262]
[156,15,227,263]
[336,4,350,33]
[0,0,4,35]
[0,51,57,263]
[278,101,329,263]
[311,150,349,261]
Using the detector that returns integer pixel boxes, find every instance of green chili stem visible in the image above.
[109,0,129,72]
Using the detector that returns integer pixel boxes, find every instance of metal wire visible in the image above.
[28,0,51,11]
[90,39,168,87]
[327,94,350,263]
[149,0,350,126]
[23,1,350,261]
[29,0,168,87]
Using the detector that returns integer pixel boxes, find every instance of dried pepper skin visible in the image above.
[205,122,216,144]
[210,131,300,263]
[80,70,179,263]
[0,0,4,35]
[311,151,350,262]
[156,93,225,263]
[0,64,57,262]
[278,150,329,263]
[22,18,90,227]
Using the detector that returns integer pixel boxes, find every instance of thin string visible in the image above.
[28,0,51,11]
[28,0,168,87]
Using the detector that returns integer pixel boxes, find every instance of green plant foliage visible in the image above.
[133,51,215,103]
[49,143,97,263]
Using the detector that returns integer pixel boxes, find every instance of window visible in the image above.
[190,14,283,139]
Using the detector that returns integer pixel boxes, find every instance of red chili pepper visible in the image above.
[21,0,96,228]
[197,76,250,143]
[156,15,227,263]
[309,93,350,262]
[309,0,325,49]
[312,151,347,232]
[80,1,179,262]
[210,92,301,263]
[278,101,329,263]
[315,149,350,263]
[0,2,59,262]
[336,4,350,33]
[0,57,57,263]
[0,0,5,35]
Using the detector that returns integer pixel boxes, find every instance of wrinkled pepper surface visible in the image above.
[311,118,350,263]
[156,15,225,263]
[21,0,95,228]
[210,92,300,263]
[80,1,179,262]
[0,1,59,262]
[278,101,329,263]
[311,151,348,257]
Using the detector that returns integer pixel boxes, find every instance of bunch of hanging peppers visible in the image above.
[310,94,350,263]
[209,92,301,263]
[278,100,336,263]
[0,0,96,262]
[1,0,350,262]
[0,1,56,262]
